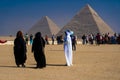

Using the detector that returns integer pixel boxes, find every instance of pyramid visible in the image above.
[57,4,114,38]
[28,16,60,37]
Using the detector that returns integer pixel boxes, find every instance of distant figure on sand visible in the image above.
[0,40,7,43]
[82,34,86,45]
[71,34,76,51]
[45,35,49,44]
[32,32,46,68]
[51,34,55,45]
[13,31,27,67]
[29,34,33,45]
[25,33,29,45]
[96,33,101,45]
[64,30,73,66]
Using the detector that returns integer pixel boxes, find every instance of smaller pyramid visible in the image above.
[28,16,60,37]
[57,4,114,38]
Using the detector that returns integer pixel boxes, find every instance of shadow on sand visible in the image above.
[46,64,66,66]
[0,65,37,69]
[48,49,63,51]
[0,64,66,69]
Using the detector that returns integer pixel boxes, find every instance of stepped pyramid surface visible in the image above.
[57,4,114,38]
[28,16,60,37]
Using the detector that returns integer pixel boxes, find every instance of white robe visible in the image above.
[64,32,73,66]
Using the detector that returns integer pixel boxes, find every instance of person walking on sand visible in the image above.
[25,33,29,45]
[29,34,33,45]
[32,32,46,68]
[64,30,73,66]
[71,34,76,51]
[51,34,55,45]
[13,31,27,67]
[45,35,49,45]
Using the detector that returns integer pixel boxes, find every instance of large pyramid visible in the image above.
[28,16,60,37]
[57,4,114,38]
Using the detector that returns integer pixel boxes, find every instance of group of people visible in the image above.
[82,33,120,45]
[14,31,46,68]
[13,30,74,68]
[56,34,77,51]
[24,33,33,45]
[13,30,120,68]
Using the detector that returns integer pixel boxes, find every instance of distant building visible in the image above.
[56,4,114,38]
[28,16,60,37]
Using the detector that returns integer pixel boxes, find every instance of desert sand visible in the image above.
[0,44,120,80]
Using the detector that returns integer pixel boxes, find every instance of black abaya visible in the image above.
[14,37,27,66]
[32,33,46,68]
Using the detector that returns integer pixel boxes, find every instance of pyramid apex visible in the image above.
[85,4,92,9]
[42,16,50,21]
[86,4,90,6]
[45,16,48,17]
[43,16,49,19]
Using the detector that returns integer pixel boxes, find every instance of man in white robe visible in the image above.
[64,30,73,66]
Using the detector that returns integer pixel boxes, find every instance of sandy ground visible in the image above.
[0,44,120,80]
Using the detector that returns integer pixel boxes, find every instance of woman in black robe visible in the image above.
[14,31,27,67]
[32,32,46,68]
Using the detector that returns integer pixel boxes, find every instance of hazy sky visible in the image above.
[0,0,120,36]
